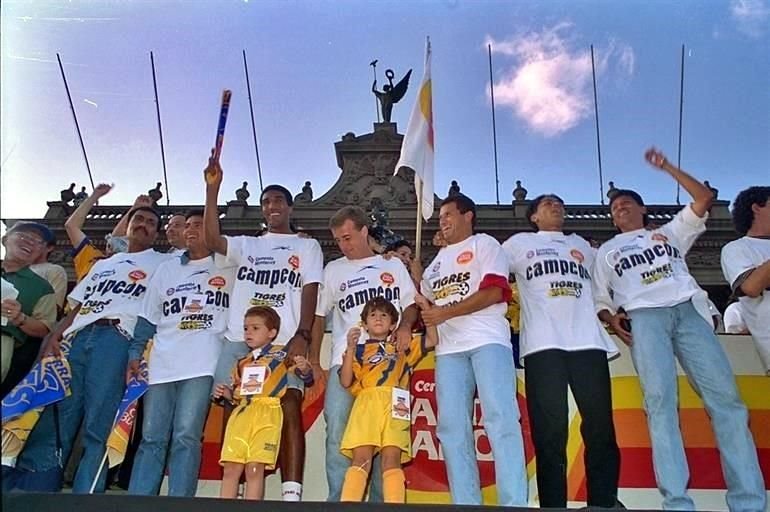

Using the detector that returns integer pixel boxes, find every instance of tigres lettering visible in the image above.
[614,243,680,277]
[431,272,471,289]
[237,266,303,289]
[338,286,401,313]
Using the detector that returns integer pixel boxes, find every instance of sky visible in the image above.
[1,0,769,222]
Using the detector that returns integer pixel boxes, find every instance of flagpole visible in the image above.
[89,450,110,494]
[150,51,170,206]
[590,44,605,205]
[243,50,265,193]
[488,44,500,205]
[56,53,95,190]
[415,175,424,261]
[676,44,685,205]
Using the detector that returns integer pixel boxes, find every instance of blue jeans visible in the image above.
[15,324,130,493]
[324,364,382,502]
[629,299,766,512]
[435,343,528,506]
[128,376,213,496]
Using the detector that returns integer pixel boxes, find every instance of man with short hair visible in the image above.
[721,185,770,375]
[1,223,57,385]
[17,206,171,493]
[30,239,67,316]
[310,205,417,502]
[164,214,186,254]
[204,155,322,502]
[128,210,234,496]
[593,149,765,511]
[419,193,527,506]
[503,193,620,508]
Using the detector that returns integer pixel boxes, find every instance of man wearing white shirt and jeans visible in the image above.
[502,193,620,509]
[310,205,417,502]
[420,194,527,506]
[128,211,235,496]
[720,186,770,374]
[593,149,764,512]
[204,155,323,501]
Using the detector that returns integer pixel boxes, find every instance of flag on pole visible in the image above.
[2,339,73,467]
[395,37,434,221]
[105,349,150,468]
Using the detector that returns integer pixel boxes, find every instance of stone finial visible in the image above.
[235,181,250,203]
[73,186,88,207]
[294,181,313,203]
[60,183,76,205]
[513,180,527,201]
[148,182,163,205]
[448,180,460,197]
[704,180,718,200]
[606,181,620,201]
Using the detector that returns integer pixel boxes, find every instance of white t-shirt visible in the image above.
[221,233,323,344]
[316,254,416,367]
[723,302,748,334]
[502,231,617,360]
[593,205,711,324]
[66,249,172,338]
[721,236,770,373]
[421,234,511,356]
[140,254,235,385]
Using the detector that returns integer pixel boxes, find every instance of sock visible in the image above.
[382,468,406,503]
[340,466,368,502]
[281,481,302,502]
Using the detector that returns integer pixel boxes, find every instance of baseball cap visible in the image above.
[8,222,55,245]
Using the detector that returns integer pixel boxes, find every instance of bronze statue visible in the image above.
[704,180,718,200]
[235,181,250,203]
[606,181,619,201]
[448,180,461,197]
[371,66,412,123]
[60,183,76,205]
[148,182,163,205]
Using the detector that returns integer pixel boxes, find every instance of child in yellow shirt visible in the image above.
[339,296,436,503]
[213,306,312,500]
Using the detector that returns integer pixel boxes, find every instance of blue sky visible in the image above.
[1,0,768,221]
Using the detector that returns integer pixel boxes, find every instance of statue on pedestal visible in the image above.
[607,181,619,201]
[513,180,528,202]
[60,183,76,205]
[448,180,461,197]
[235,182,250,203]
[73,186,88,207]
[294,181,313,203]
[704,180,719,200]
[371,63,412,124]
[148,182,163,205]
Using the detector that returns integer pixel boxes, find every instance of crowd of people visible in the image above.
[1,147,767,511]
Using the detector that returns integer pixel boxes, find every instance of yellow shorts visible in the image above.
[340,387,412,463]
[220,396,283,468]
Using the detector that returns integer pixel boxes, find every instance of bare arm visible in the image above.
[739,260,770,298]
[65,183,113,247]
[339,327,360,388]
[308,315,325,365]
[284,282,319,362]
[645,148,714,217]
[112,194,153,237]
[203,150,228,255]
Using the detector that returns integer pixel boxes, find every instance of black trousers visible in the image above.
[524,348,620,508]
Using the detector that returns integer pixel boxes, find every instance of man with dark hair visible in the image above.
[593,148,765,511]
[15,206,170,493]
[204,157,322,502]
[721,185,770,375]
[1,223,57,387]
[503,193,621,508]
[310,205,417,502]
[418,193,527,506]
[128,210,234,496]
[164,214,187,254]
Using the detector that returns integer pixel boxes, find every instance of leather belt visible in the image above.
[94,318,120,326]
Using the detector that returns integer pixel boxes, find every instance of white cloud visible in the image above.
[730,0,770,38]
[486,23,634,138]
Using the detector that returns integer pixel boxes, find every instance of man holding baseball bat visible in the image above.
[592,148,765,512]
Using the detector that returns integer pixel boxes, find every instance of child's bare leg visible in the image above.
[220,462,244,498]
[341,445,375,501]
[381,446,406,503]
[243,462,266,500]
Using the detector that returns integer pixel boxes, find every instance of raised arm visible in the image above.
[64,183,113,247]
[203,150,228,255]
[645,147,714,217]
[112,194,153,237]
